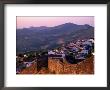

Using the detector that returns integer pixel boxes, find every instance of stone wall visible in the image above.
[48,55,94,74]
[48,57,64,74]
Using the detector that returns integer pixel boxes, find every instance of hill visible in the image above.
[16,23,94,53]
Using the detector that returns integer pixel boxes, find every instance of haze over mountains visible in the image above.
[16,23,94,53]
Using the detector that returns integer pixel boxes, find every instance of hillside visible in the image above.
[16,23,94,53]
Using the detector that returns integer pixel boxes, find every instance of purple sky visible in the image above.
[17,16,94,29]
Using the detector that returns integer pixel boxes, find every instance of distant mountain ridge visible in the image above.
[16,23,94,53]
[17,23,93,30]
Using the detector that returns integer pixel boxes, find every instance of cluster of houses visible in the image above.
[16,38,94,74]
[16,53,37,74]
[48,38,94,64]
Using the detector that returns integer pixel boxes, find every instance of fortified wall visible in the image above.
[48,57,64,74]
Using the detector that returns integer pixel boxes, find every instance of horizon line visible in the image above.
[17,22,94,29]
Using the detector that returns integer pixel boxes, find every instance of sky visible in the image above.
[16,16,94,29]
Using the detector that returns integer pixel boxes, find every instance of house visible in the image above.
[75,50,88,60]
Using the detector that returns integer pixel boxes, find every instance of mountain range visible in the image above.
[16,23,94,53]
